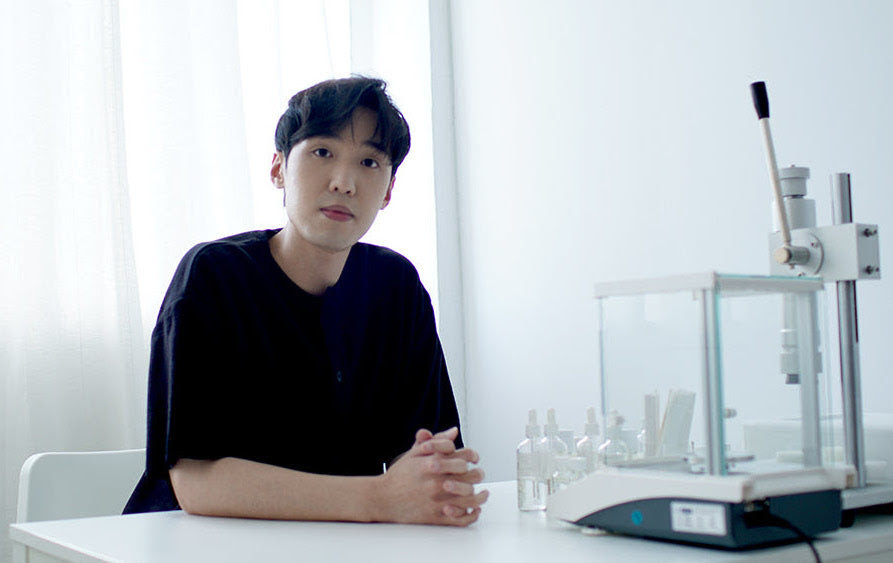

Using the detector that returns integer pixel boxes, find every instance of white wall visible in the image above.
[449,0,893,481]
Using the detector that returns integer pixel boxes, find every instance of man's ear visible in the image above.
[271,152,285,188]
[381,176,395,210]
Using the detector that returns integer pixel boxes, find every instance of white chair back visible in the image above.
[16,449,145,523]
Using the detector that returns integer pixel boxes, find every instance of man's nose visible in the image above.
[329,162,356,195]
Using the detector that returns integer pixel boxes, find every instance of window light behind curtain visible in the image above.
[0,2,144,560]
[0,1,441,560]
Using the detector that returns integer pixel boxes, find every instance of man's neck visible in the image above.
[269,228,351,296]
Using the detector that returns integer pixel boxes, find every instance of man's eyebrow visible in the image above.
[364,139,388,155]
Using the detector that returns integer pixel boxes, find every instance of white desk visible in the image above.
[10,481,893,562]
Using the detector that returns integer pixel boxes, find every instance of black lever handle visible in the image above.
[751,81,770,119]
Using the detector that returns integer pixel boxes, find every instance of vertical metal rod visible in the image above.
[831,172,867,488]
[797,292,822,467]
[597,298,608,431]
[701,288,725,475]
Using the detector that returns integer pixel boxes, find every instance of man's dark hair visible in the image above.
[274,76,411,175]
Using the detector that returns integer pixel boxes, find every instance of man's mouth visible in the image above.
[320,205,354,222]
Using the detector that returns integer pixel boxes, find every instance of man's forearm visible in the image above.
[169,429,488,526]
[170,457,383,522]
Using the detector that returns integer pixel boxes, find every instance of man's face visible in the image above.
[271,107,395,255]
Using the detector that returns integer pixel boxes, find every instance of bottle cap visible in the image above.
[525,409,541,438]
[544,407,559,435]
[583,406,599,436]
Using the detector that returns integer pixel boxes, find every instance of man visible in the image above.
[124,77,487,526]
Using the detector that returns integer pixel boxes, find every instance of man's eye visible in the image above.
[361,158,379,168]
[313,148,332,157]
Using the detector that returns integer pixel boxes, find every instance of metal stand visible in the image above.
[831,173,893,510]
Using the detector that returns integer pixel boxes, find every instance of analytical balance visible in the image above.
[547,82,885,549]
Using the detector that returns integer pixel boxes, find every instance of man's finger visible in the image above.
[419,438,458,456]
[415,427,457,447]
[432,426,459,440]
[414,428,434,445]
[432,456,475,475]
[441,505,483,526]
[450,447,480,464]
[442,479,476,496]
[446,467,486,484]
[446,489,490,510]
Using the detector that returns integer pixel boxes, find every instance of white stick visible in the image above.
[758,118,793,246]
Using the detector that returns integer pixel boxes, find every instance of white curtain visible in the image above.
[0,1,145,558]
[1,1,441,559]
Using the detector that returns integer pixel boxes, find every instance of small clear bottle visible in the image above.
[636,424,647,455]
[575,406,600,474]
[539,408,569,494]
[597,409,630,466]
[517,409,546,510]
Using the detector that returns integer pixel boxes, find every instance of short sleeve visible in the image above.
[147,297,234,474]
[127,247,249,512]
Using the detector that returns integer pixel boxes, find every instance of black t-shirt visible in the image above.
[124,230,462,513]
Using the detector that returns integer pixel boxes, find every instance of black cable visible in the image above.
[745,511,821,563]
